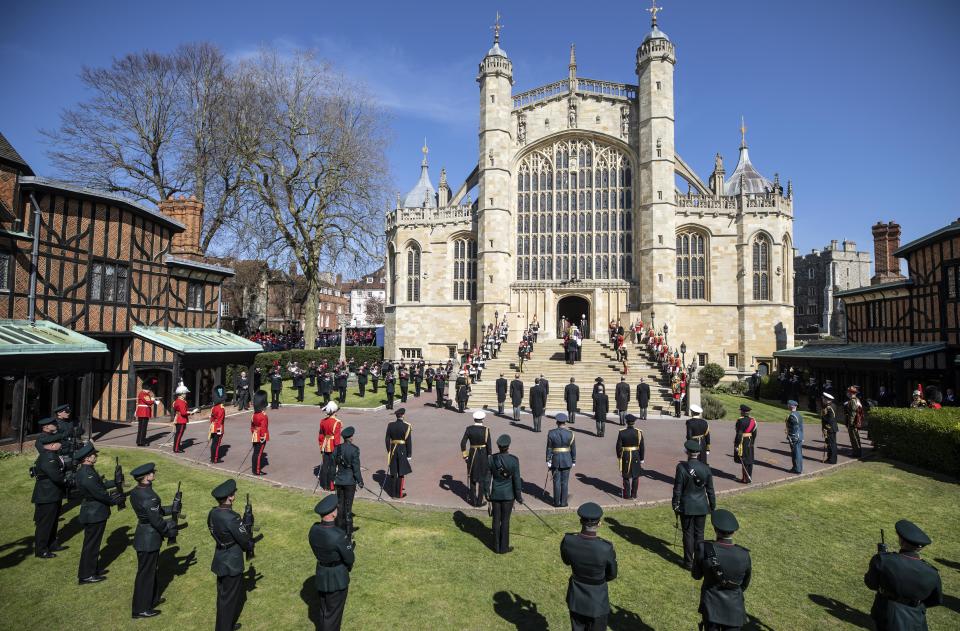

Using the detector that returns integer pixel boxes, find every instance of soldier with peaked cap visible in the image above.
[495,373,508,416]
[546,412,576,507]
[320,371,334,405]
[673,439,717,570]
[685,404,710,465]
[209,394,227,463]
[269,367,283,409]
[208,479,253,631]
[413,362,423,397]
[54,403,79,460]
[385,408,412,498]
[384,370,396,410]
[424,364,435,393]
[509,373,524,423]
[309,494,355,631]
[130,462,178,619]
[370,364,380,394]
[486,433,523,554]
[32,431,66,559]
[821,392,838,464]
[75,441,120,583]
[844,385,864,458]
[456,375,471,413]
[692,509,752,630]
[319,402,344,492]
[356,364,368,398]
[864,519,943,630]
[560,502,618,631]
[398,367,410,403]
[335,366,349,404]
[433,368,446,409]
[251,390,270,476]
[460,411,492,506]
[565,377,580,424]
[784,400,804,474]
[615,414,645,499]
[333,426,364,540]
[733,404,757,484]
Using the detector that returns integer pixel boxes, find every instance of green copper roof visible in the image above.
[0,320,107,355]
[132,326,262,354]
[774,342,946,363]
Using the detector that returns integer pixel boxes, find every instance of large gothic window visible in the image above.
[516,138,632,281]
[453,238,477,301]
[676,231,707,300]
[752,234,770,301]
[406,244,421,302]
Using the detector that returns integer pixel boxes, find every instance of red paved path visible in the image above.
[94,394,864,511]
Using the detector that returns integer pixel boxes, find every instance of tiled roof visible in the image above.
[774,342,946,363]
[895,219,960,258]
[0,132,33,175]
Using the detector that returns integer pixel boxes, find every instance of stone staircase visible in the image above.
[468,339,674,412]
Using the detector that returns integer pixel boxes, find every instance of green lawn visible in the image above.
[2,450,958,630]
[272,381,412,408]
[705,391,822,424]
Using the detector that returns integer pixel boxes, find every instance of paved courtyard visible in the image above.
[93,394,865,511]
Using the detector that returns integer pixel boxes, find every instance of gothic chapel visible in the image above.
[385,11,794,376]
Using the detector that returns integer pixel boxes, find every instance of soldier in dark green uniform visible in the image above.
[32,431,66,558]
[309,494,355,631]
[485,434,522,554]
[75,442,121,583]
[560,502,618,631]
[615,414,644,499]
[208,479,254,631]
[672,439,717,570]
[334,426,364,541]
[54,403,80,458]
[130,462,178,619]
[864,519,943,630]
[821,393,838,464]
[320,372,334,406]
[692,509,752,630]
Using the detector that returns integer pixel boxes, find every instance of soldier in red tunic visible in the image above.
[318,402,343,491]
[208,395,226,463]
[172,382,191,453]
[135,382,156,447]
[251,391,270,476]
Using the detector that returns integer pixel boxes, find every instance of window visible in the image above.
[807,286,815,297]
[947,264,959,300]
[366,277,373,284]
[676,231,707,300]
[406,245,421,302]
[90,261,130,303]
[400,347,423,359]
[728,353,738,368]
[752,235,770,300]
[186,281,204,310]
[806,305,817,315]
[697,353,708,367]
[867,301,885,328]
[220,301,230,316]
[453,238,478,300]
[0,250,11,292]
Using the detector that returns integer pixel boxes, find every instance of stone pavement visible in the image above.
[93,394,865,511]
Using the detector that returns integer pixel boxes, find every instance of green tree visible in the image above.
[698,363,726,388]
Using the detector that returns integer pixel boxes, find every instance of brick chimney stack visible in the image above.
[159,195,203,258]
[871,220,904,285]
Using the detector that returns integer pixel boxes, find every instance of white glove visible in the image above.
[640,460,645,465]
[546,461,552,468]
[572,463,576,467]
[407,458,412,461]
[706,451,710,455]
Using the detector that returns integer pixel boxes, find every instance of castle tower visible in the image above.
[635,4,677,326]
[475,13,514,337]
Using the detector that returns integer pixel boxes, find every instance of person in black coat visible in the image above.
[384,373,396,410]
[539,375,550,398]
[356,365,368,398]
[560,502,618,630]
[413,363,423,397]
[269,368,283,409]
[425,366,435,392]
[693,509,752,630]
[495,373,508,415]
[564,377,579,424]
[399,369,410,403]
[370,365,380,393]
[734,405,758,484]
[485,433,523,554]
[75,442,120,583]
[636,378,651,420]
[509,374,524,423]
[384,409,412,498]
[685,404,711,464]
[435,369,447,408]
[615,377,630,426]
[335,368,348,404]
[208,479,254,631]
[615,415,644,499]
[293,368,305,402]
[460,411,492,506]
[456,378,471,414]
[31,431,66,559]
[529,379,547,432]
[320,372,334,405]
[334,426,364,540]
[130,462,179,619]
[673,439,717,570]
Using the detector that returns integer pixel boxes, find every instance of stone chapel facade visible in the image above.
[385,15,794,376]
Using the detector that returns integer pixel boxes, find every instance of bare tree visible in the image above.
[230,49,388,349]
[364,295,385,325]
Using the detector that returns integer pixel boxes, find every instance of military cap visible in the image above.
[684,438,702,453]
[895,519,931,547]
[73,441,97,461]
[37,433,61,446]
[131,462,156,479]
[314,494,339,516]
[595,377,604,382]
[472,410,486,421]
[38,417,58,428]
[555,412,569,423]
[739,404,752,413]
[577,502,603,521]
[689,404,703,415]
[496,434,511,447]
[822,392,834,401]
[212,479,237,500]
[394,407,406,417]
[341,426,355,439]
[55,403,71,414]
[787,400,798,407]
[625,414,637,424]
[712,509,739,533]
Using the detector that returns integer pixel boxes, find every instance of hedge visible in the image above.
[867,407,960,478]
[698,363,725,389]
[702,394,727,420]
[225,347,385,386]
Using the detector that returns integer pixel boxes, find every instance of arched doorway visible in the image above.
[557,295,590,337]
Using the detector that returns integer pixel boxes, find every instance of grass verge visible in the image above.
[705,392,821,424]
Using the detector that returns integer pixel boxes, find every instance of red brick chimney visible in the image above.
[871,220,904,285]
[159,195,203,258]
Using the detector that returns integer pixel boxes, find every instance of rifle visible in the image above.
[236,444,254,475]
[673,511,680,548]
[113,457,127,510]
[168,482,185,544]
[242,494,258,560]
[878,529,887,554]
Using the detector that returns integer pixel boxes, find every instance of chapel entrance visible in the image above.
[556,295,590,338]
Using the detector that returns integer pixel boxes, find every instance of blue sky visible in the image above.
[3,0,958,258]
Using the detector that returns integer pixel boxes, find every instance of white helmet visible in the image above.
[324,401,339,415]
[175,381,190,395]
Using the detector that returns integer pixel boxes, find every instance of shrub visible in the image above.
[730,379,748,396]
[702,394,726,420]
[759,374,782,400]
[868,407,960,478]
[698,363,725,389]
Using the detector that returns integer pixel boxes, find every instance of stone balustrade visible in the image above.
[675,192,793,213]
[513,77,637,109]
[386,204,475,229]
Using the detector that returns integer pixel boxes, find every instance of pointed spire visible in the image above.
[739,116,748,150]
[421,138,429,167]
[569,44,577,69]
[492,11,503,45]
[568,43,578,91]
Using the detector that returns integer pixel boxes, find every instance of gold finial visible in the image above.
[647,0,663,26]
[492,11,504,44]
[421,138,429,165]
[739,116,748,148]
